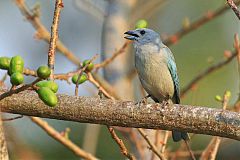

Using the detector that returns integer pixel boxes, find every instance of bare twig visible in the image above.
[95,41,130,70]
[2,115,23,121]
[235,34,240,94]
[184,140,196,160]
[107,126,136,160]
[208,137,221,160]
[0,78,40,101]
[164,0,240,45]
[48,0,63,80]
[87,73,116,100]
[15,0,80,65]
[168,150,202,159]
[160,131,169,153]
[181,50,237,97]
[30,117,98,160]
[137,128,167,160]
[227,0,240,20]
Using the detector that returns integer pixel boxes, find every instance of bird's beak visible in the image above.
[124,30,139,40]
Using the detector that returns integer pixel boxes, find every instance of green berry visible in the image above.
[82,60,94,72]
[37,65,51,79]
[72,74,88,84]
[10,72,24,85]
[225,91,231,98]
[135,19,148,29]
[36,80,58,93]
[37,87,58,107]
[215,95,222,102]
[9,55,24,75]
[0,57,11,70]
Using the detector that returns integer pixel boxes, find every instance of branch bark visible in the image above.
[0,115,9,160]
[1,89,240,141]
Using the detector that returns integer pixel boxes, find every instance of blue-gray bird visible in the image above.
[124,28,188,142]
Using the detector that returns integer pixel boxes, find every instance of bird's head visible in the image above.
[124,28,161,46]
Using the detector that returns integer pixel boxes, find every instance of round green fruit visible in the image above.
[10,72,24,85]
[72,74,88,84]
[36,80,58,93]
[0,57,11,70]
[82,60,94,72]
[37,65,51,79]
[37,87,58,107]
[135,19,148,29]
[9,55,24,75]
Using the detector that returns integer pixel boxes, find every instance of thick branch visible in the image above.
[1,90,240,141]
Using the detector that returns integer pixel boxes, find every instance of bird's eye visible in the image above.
[140,30,145,35]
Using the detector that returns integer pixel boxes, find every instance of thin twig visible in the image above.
[160,131,169,153]
[234,34,240,108]
[107,126,136,160]
[208,137,221,160]
[0,78,40,101]
[87,73,116,100]
[75,55,98,96]
[48,0,63,80]
[94,41,130,70]
[15,0,80,65]
[181,50,237,97]
[137,128,167,160]
[30,117,98,160]
[2,115,23,121]
[168,150,202,159]
[184,140,196,160]
[227,0,240,20]
[164,0,240,45]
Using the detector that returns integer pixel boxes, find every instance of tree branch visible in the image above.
[227,0,240,20]
[1,90,240,141]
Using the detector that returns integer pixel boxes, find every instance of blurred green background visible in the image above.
[0,0,240,159]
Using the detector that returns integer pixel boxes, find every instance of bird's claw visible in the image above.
[161,100,169,107]
[135,95,151,106]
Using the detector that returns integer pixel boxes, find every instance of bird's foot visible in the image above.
[161,100,169,107]
[135,95,151,106]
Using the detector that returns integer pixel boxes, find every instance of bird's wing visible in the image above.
[163,46,180,104]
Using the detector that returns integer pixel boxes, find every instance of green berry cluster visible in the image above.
[71,59,94,85]
[36,80,58,107]
[0,56,58,107]
[0,56,25,86]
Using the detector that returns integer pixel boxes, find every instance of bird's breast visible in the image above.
[135,47,175,102]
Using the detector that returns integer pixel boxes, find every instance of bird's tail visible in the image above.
[172,130,189,142]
